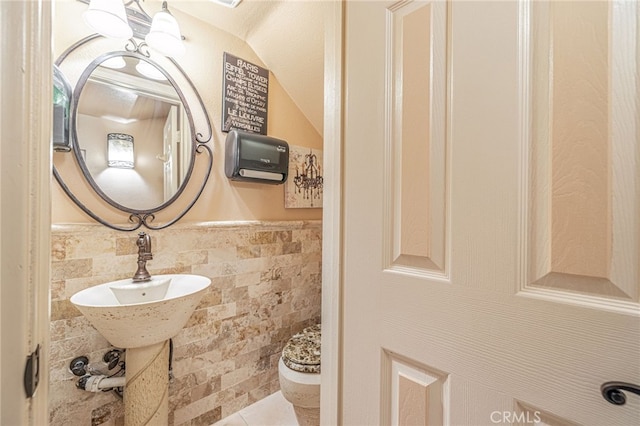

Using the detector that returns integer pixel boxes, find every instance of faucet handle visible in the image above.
[136,232,151,252]
[133,232,152,282]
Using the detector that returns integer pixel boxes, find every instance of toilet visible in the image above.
[278,324,321,426]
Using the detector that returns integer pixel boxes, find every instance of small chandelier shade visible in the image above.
[101,56,127,69]
[145,2,185,58]
[135,60,167,80]
[83,0,133,40]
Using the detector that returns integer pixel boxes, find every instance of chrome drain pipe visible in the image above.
[77,374,126,392]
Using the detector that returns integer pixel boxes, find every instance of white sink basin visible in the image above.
[109,276,172,304]
[70,274,211,348]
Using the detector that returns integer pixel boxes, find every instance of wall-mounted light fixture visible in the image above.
[82,0,185,57]
[145,2,184,57]
[108,133,135,168]
[83,0,133,40]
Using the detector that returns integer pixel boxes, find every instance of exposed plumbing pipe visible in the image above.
[77,375,126,392]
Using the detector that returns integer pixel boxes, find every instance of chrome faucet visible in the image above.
[132,232,153,282]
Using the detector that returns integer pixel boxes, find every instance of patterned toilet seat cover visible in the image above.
[281,324,321,374]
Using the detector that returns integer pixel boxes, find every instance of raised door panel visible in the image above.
[525,0,639,311]
[384,0,448,276]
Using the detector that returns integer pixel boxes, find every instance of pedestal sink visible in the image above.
[70,274,211,425]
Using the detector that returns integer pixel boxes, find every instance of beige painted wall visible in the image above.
[52,1,323,225]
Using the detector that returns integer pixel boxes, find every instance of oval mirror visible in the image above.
[53,35,212,231]
[74,53,193,211]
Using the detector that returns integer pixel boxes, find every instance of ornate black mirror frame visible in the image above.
[53,33,213,232]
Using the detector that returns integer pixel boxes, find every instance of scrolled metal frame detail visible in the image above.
[124,38,151,57]
[54,34,213,231]
[601,381,640,406]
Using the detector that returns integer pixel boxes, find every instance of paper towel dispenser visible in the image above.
[53,65,72,152]
[225,130,289,184]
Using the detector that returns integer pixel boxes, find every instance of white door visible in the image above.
[163,105,179,201]
[1,0,51,424]
[341,1,639,425]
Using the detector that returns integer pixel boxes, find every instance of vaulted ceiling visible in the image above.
[169,0,326,136]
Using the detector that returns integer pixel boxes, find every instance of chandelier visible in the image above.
[293,150,323,207]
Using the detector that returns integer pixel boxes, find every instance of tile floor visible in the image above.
[212,391,299,426]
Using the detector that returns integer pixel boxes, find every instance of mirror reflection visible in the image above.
[75,55,192,211]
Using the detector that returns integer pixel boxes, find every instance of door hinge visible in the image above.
[23,344,40,398]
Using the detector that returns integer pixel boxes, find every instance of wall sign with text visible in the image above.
[222,52,269,135]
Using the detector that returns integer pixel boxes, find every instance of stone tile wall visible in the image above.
[49,221,322,425]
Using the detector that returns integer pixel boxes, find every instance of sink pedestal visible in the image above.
[70,274,212,425]
[124,340,170,425]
